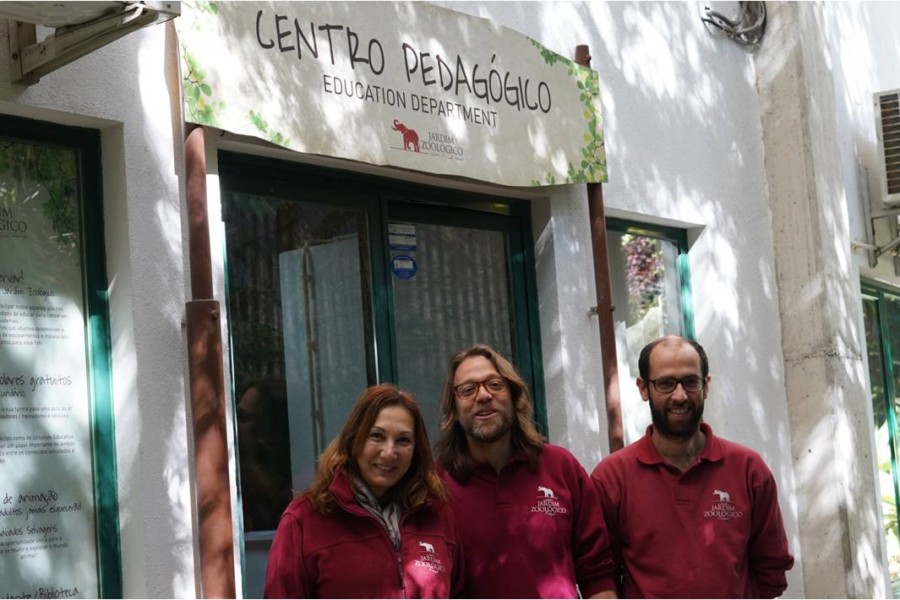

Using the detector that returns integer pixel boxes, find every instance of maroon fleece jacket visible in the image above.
[265,469,463,598]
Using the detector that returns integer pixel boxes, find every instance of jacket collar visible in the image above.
[329,468,370,517]
[329,467,433,515]
[635,422,723,465]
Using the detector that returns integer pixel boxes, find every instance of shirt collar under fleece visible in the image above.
[468,445,531,476]
[634,422,724,466]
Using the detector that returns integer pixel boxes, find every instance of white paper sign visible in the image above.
[0,146,99,599]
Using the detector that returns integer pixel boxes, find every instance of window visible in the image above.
[0,116,119,597]
[862,282,900,594]
[606,218,694,445]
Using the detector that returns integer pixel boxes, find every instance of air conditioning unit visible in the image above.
[875,89,900,205]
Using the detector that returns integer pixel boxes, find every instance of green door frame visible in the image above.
[861,281,900,543]
[0,115,121,597]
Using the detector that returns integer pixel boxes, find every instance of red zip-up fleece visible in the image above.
[441,444,616,598]
[591,423,794,598]
[264,469,464,598]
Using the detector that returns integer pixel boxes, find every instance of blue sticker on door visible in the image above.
[391,255,418,279]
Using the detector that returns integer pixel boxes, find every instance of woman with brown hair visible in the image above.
[264,384,463,599]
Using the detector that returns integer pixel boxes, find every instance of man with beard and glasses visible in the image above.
[591,335,794,598]
[435,344,617,599]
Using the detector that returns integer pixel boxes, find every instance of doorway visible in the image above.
[218,153,544,597]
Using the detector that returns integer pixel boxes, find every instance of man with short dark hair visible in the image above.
[591,335,794,598]
[436,343,617,599]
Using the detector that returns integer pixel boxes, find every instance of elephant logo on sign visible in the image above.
[392,119,420,152]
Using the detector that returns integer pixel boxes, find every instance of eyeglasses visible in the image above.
[647,376,705,393]
[454,378,509,400]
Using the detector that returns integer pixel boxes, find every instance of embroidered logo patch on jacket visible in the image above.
[414,540,446,574]
[530,485,568,516]
[702,489,744,521]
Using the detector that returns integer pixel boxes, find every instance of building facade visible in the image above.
[1,1,899,597]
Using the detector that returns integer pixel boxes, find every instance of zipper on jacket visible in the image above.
[333,483,431,599]
[396,550,407,598]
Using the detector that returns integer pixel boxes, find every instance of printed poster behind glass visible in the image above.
[0,139,100,598]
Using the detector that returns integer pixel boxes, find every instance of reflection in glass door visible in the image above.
[862,285,900,595]
[223,189,375,598]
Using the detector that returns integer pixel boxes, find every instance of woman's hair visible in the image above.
[306,383,445,513]
[434,344,545,480]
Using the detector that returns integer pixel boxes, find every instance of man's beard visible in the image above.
[463,409,513,443]
[649,398,703,438]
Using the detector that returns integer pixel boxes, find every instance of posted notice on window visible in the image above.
[0,174,99,598]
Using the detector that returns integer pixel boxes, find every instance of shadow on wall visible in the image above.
[523,1,892,597]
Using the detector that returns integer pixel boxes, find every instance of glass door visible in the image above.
[219,154,543,598]
[222,182,380,598]
[386,203,524,437]
[0,117,119,598]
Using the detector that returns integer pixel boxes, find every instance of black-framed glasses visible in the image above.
[647,376,705,393]
[454,378,508,400]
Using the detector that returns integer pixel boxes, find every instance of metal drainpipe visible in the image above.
[575,45,624,453]
[184,124,236,598]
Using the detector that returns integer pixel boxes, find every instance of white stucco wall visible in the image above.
[824,2,900,284]
[437,3,803,595]
[820,2,900,595]
[0,22,196,598]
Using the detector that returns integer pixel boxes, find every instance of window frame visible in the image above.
[861,280,900,564]
[0,115,121,597]
[605,217,695,340]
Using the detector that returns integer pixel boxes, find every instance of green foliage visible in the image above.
[528,40,607,186]
[191,0,219,14]
[571,66,606,183]
[622,235,663,322]
[248,111,291,148]
[530,172,556,187]
[0,141,79,252]
[530,39,565,67]
[181,2,225,124]
[182,49,224,126]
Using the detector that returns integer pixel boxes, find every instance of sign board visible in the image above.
[176,1,606,187]
[0,142,99,598]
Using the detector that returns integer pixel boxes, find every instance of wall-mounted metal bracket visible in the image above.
[5,1,179,85]
[855,161,900,274]
[861,207,900,272]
